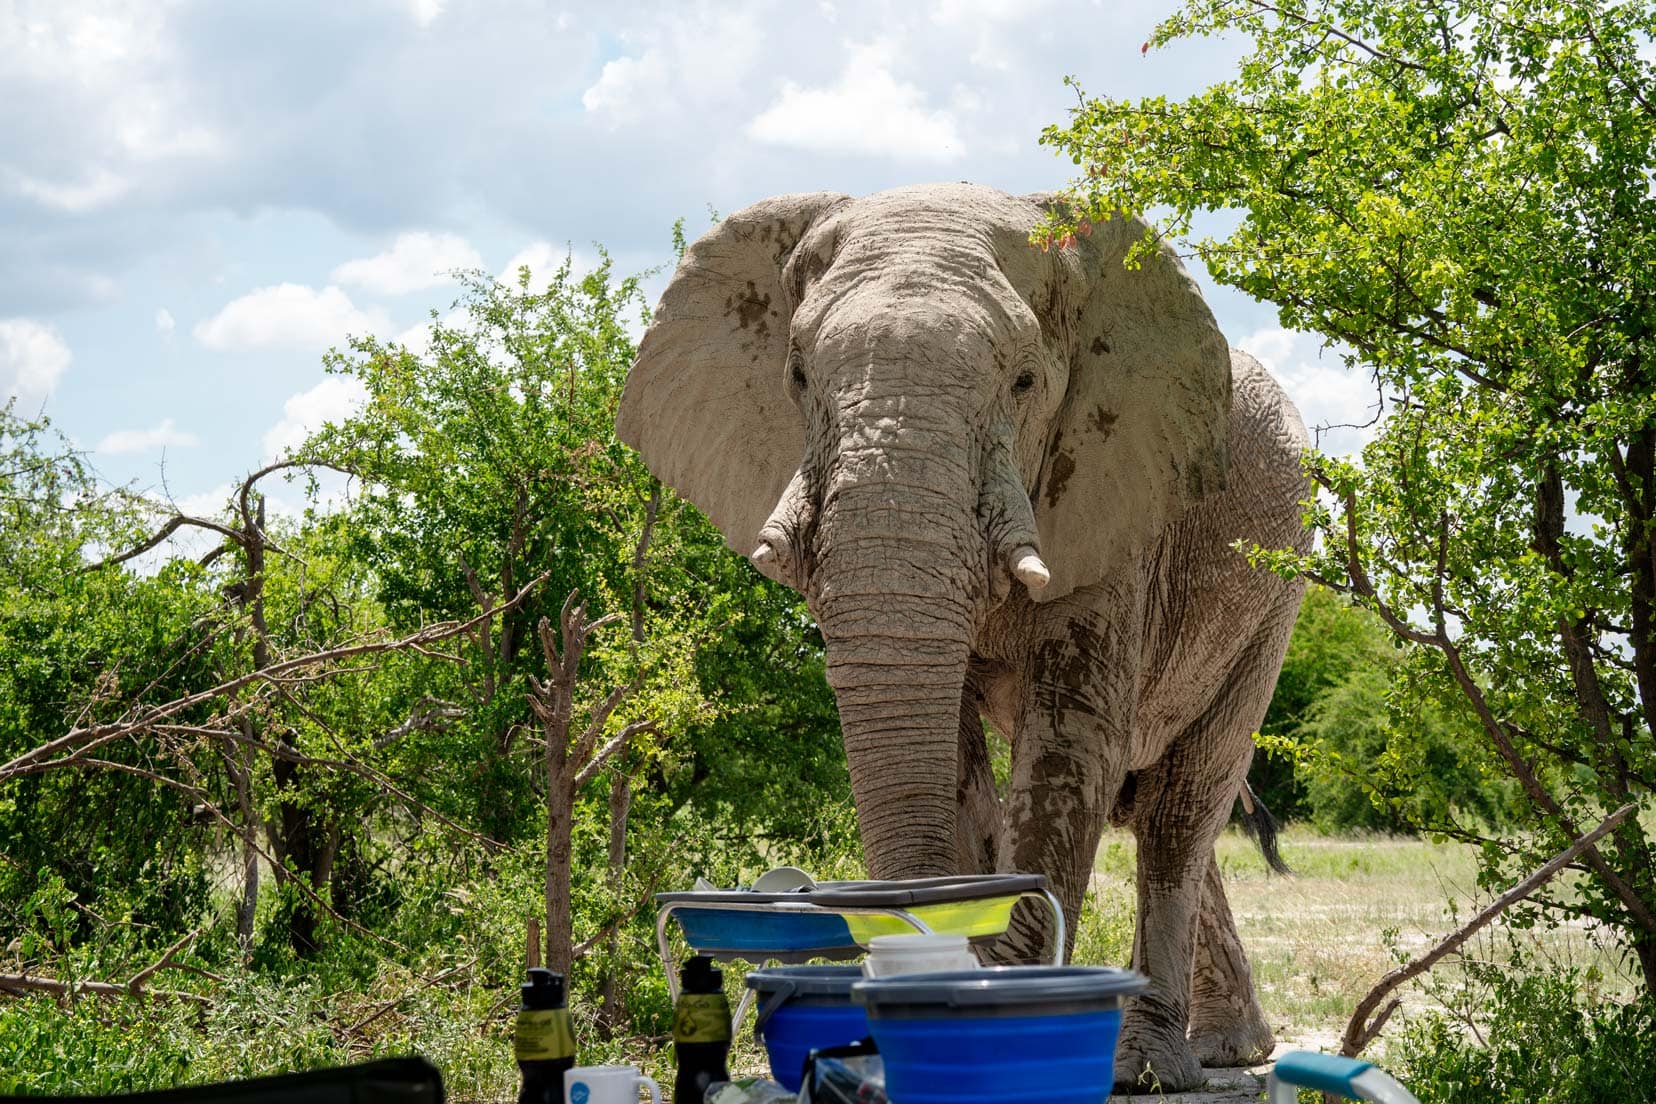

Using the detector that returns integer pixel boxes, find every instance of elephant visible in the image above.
[616,184,1309,1091]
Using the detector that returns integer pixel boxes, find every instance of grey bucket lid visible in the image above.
[851,966,1148,1010]
[745,964,865,997]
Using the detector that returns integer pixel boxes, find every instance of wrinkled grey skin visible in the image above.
[617,184,1309,1091]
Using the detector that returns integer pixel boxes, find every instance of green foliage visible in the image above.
[1046,0,1656,985]
[1070,883,1135,968]
[1254,586,1400,818]
[1254,588,1519,832]
[0,405,221,937]
[1391,962,1656,1103]
[0,247,857,1086]
[0,998,196,1094]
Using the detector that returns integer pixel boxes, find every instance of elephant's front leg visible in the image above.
[992,605,1137,966]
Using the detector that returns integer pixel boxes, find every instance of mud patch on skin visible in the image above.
[1032,621,1101,695]
[1089,406,1118,435]
[1091,336,1111,356]
[1045,449,1076,508]
[725,280,772,338]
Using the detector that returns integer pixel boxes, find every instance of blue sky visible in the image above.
[2,0,1378,521]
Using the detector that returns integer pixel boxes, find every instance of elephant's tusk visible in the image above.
[1010,545,1050,591]
[751,542,777,567]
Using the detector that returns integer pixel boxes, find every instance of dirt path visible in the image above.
[1111,1039,1342,1103]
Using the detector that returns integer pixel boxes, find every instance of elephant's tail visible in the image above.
[1237,780,1291,876]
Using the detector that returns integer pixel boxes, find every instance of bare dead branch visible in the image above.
[126,928,208,994]
[1340,802,1638,1058]
[84,514,246,573]
[372,699,469,749]
[570,670,642,771]
[0,972,210,1007]
[0,573,548,784]
[573,719,657,789]
[343,959,475,1035]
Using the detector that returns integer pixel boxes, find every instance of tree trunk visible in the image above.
[273,754,320,956]
[545,766,574,978]
[229,740,259,956]
[598,768,631,1038]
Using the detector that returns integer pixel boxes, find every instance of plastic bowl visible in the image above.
[745,965,870,1092]
[851,966,1148,1104]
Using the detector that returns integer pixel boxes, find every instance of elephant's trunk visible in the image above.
[811,414,981,877]
[826,636,971,878]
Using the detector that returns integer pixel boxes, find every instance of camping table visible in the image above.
[655,874,1066,1027]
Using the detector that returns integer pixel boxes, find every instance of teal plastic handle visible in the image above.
[1273,1051,1374,1097]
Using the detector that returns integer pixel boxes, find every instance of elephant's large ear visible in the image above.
[1029,203,1232,601]
[617,192,849,550]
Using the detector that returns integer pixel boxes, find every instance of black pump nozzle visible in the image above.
[679,954,723,994]
[521,967,566,1009]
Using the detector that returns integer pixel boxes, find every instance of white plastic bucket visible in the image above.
[862,933,979,977]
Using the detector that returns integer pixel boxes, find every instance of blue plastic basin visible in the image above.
[673,907,857,957]
[745,966,869,1092]
[851,966,1148,1104]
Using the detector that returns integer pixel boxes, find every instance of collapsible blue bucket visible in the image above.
[851,966,1148,1104]
[745,966,869,1092]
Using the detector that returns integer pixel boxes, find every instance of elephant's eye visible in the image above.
[1013,371,1037,395]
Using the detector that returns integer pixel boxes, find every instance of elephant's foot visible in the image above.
[1187,1019,1275,1068]
[1112,1021,1204,1094]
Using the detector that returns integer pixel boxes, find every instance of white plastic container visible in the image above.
[862,933,979,977]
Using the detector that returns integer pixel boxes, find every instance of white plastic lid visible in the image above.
[866,933,971,953]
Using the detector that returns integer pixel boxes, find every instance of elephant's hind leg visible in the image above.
[1113,748,1226,1094]
[1188,853,1276,1066]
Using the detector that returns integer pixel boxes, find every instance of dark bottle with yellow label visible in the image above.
[672,956,732,1104]
[515,968,575,1104]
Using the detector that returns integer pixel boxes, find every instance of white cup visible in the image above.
[563,1064,661,1104]
[862,933,979,977]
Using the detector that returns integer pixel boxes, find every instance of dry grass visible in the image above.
[1087,826,1641,1051]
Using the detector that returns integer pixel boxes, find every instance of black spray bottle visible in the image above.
[672,955,732,1104]
[515,967,575,1104]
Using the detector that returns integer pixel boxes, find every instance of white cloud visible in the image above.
[1241,327,1381,457]
[155,307,175,336]
[96,418,199,454]
[262,376,369,460]
[0,318,72,407]
[407,0,444,27]
[747,39,964,161]
[583,50,670,121]
[193,284,390,352]
[331,231,482,295]
[395,320,437,356]
[171,482,236,522]
[929,0,1053,69]
[8,166,132,212]
[581,5,764,125]
[0,5,219,189]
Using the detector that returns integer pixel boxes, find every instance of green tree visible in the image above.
[1256,586,1518,832]
[1255,585,1398,817]
[0,404,220,939]
[307,256,846,1014]
[1044,1,1656,986]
